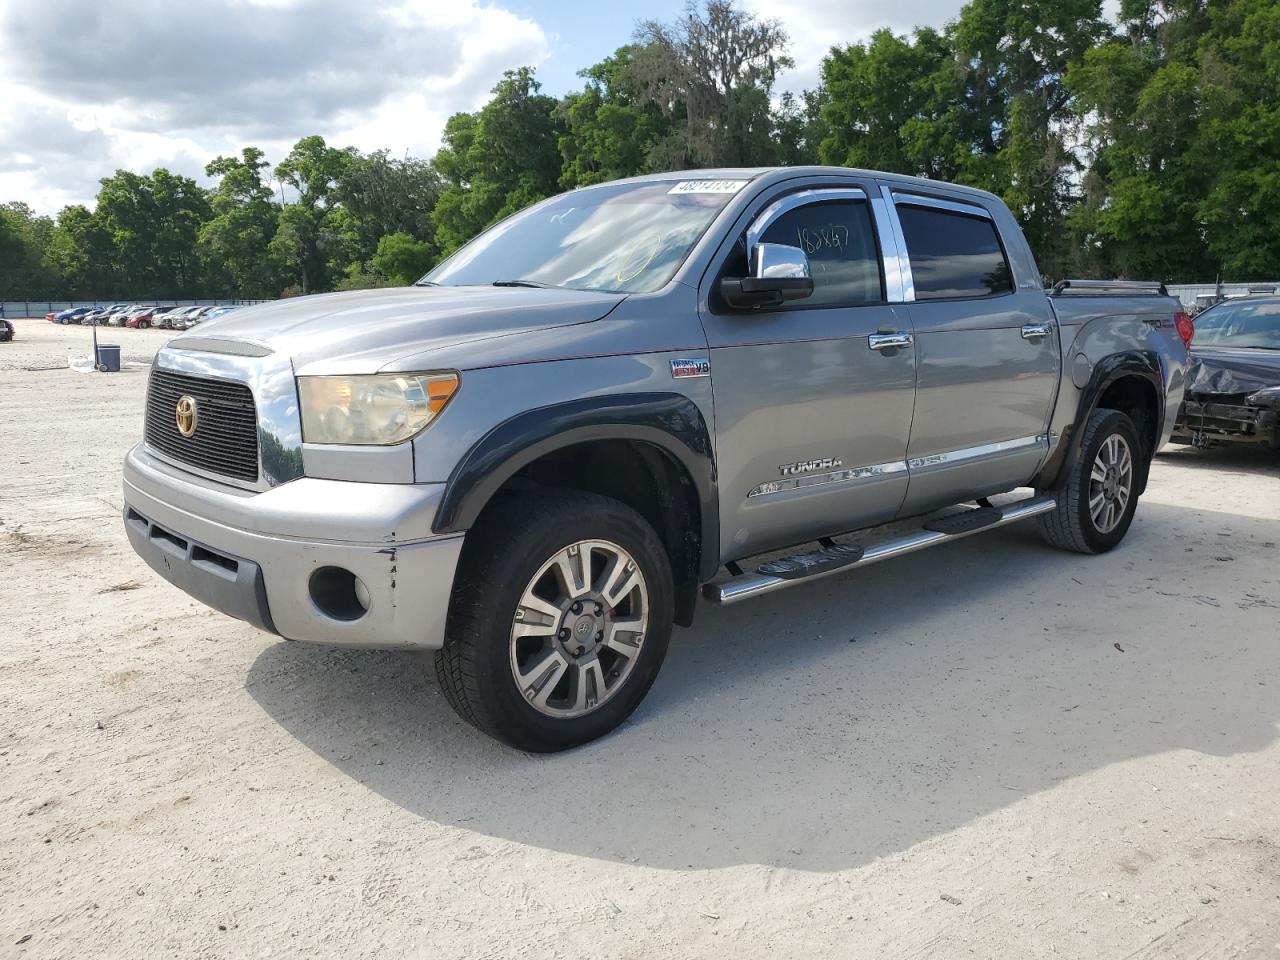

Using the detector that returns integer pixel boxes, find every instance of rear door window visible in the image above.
[896,204,1013,300]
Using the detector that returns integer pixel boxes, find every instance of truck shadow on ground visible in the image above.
[246,500,1280,872]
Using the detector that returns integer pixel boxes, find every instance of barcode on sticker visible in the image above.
[668,180,748,195]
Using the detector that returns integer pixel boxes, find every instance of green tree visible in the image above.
[630,0,793,167]
[0,202,59,299]
[1068,0,1215,281]
[95,168,212,296]
[336,150,443,264]
[1195,0,1280,278]
[271,135,356,293]
[371,231,434,285]
[199,147,282,298]
[47,204,118,297]
[558,46,675,188]
[772,90,828,167]
[820,0,1105,278]
[820,27,962,179]
[949,0,1108,276]
[431,68,564,254]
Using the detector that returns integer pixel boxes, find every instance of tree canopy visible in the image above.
[2,0,1277,301]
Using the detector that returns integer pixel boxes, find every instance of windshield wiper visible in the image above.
[413,280,439,287]
[492,279,558,289]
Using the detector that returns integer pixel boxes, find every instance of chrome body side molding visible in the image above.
[745,435,1049,501]
[906,434,1049,470]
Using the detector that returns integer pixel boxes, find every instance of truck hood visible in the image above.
[170,286,627,373]
[1185,346,1280,397]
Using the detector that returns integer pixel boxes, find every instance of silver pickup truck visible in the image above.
[123,167,1190,751]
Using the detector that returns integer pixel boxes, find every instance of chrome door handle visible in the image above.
[869,332,913,351]
[1021,323,1051,340]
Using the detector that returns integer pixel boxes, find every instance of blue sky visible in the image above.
[509,0,689,95]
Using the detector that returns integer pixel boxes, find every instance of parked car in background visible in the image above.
[116,306,152,327]
[151,307,190,330]
[176,306,218,330]
[1171,294,1280,449]
[169,307,200,330]
[123,166,1190,751]
[0,318,14,342]
[108,307,144,327]
[83,304,124,325]
[199,305,237,324]
[54,307,92,324]
[126,306,174,329]
[92,303,131,325]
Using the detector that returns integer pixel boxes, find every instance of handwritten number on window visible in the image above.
[795,224,850,256]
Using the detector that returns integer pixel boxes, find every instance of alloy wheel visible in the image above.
[1089,433,1133,533]
[509,539,649,719]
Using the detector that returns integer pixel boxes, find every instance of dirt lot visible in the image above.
[2,320,1278,959]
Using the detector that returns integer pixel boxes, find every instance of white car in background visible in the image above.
[154,306,195,330]
[111,306,150,327]
[181,305,235,329]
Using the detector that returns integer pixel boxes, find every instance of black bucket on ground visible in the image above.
[95,344,121,372]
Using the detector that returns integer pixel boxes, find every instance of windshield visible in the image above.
[1194,300,1280,349]
[423,180,747,294]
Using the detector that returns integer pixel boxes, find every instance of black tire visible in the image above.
[434,489,674,752]
[1039,408,1143,554]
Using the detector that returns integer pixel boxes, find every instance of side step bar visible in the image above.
[704,495,1057,606]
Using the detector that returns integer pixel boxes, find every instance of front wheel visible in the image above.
[434,490,674,752]
[139,320,150,329]
[1039,408,1142,554]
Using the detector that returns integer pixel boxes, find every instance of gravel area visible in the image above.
[2,321,1278,958]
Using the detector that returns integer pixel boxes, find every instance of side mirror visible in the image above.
[720,243,815,309]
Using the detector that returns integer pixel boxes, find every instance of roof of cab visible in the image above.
[614,165,1002,204]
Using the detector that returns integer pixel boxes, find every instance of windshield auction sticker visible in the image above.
[668,180,748,195]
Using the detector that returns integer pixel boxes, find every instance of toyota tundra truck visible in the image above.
[123,167,1190,751]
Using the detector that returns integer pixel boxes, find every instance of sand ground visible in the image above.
[2,320,1278,959]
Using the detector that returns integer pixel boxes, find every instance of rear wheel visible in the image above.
[434,490,674,752]
[139,320,150,329]
[1039,408,1141,554]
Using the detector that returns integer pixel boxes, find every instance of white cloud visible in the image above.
[0,0,551,213]
[744,0,964,94]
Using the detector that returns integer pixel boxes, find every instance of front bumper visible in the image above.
[1170,398,1280,448]
[122,443,464,649]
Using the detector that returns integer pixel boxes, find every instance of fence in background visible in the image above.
[1,298,273,319]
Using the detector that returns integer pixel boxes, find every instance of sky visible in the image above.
[0,0,963,215]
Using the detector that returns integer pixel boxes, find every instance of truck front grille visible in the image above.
[145,369,259,482]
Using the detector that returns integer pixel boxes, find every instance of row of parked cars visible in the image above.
[45,304,239,331]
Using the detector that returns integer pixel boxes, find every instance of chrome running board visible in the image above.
[704,495,1057,606]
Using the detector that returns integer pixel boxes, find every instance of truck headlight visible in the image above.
[298,372,459,445]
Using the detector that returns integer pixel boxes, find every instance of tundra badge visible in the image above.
[780,457,843,476]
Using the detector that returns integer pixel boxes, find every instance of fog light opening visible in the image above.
[309,566,370,622]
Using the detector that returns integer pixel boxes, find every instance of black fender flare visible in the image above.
[432,392,720,581]
[1035,350,1165,494]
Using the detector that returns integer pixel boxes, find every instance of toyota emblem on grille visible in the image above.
[175,395,199,437]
